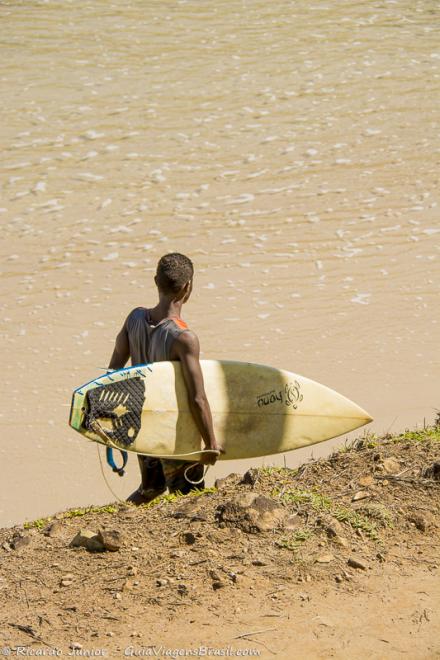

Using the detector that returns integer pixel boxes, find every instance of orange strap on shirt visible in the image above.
[170,317,188,330]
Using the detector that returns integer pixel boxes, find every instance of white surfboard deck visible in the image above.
[69,360,372,461]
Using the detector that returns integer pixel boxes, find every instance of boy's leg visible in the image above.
[161,459,205,495]
[126,455,167,505]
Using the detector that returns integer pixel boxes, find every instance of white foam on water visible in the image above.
[82,130,105,140]
[6,162,32,170]
[76,173,104,182]
[351,293,371,305]
[110,225,132,234]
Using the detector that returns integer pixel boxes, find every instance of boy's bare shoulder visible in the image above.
[172,328,200,357]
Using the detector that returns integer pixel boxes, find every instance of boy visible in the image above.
[108,253,219,505]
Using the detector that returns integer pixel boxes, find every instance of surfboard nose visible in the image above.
[357,405,373,424]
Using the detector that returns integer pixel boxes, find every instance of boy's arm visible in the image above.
[172,331,220,464]
[108,320,130,370]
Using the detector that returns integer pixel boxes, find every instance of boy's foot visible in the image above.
[126,486,165,506]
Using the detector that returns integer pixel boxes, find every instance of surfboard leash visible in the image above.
[96,443,130,506]
[183,462,210,485]
[91,416,210,491]
[89,418,131,505]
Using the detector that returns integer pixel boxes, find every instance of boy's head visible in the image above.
[155,253,194,299]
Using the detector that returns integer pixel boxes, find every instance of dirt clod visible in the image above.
[181,531,197,545]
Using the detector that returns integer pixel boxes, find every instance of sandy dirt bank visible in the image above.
[1,426,439,659]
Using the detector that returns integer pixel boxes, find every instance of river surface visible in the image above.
[1,0,439,527]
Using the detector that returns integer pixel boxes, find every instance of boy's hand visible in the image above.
[199,448,223,465]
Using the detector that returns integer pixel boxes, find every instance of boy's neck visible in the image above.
[150,297,183,323]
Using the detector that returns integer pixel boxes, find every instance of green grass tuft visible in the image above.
[24,517,51,530]
[273,487,333,511]
[141,486,217,509]
[24,489,217,527]
[331,506,379,540]
[393,427,440,444]
[272,487,390,540]
[335,425,440,455]
[260,466,298,476]
[24,503,119,529]
[276,528,312,552]
[357,503,394,528]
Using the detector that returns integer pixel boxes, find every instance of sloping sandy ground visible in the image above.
[0,427,439,659]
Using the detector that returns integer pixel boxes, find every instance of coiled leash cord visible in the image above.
[92,417,214,487]
[184,462,209,485]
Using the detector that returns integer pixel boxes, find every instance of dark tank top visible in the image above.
[125,307,189,365]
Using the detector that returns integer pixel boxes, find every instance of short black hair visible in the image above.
[156,253,194,294]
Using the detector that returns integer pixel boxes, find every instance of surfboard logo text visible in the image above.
[256,381,303,409]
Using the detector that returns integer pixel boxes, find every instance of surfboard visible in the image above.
[69,360,372,461]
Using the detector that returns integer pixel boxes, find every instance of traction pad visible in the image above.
[84,377,145,447]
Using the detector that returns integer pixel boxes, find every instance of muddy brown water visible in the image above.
[1,0,439,527]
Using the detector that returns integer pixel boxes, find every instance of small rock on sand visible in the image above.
[70,529,105,552]
[320,517,344,538]
[352,491,370,502]
[422,461,440,480]
[172,500,207,521]
[43,521,63,537]
[97,529,122,552]
[241,468,260,486]
[382,458,401,474]
[358,475,374,487]
[347,556,368,570]
[11,533,32,550]
[408,513,432,532]
[252,558,268,566]
[215,473,241,490]
[333,536,349,548]
[216,493,286,533]
[284,514,303,531]
[316,554,335,564]
[61,574,74,587]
